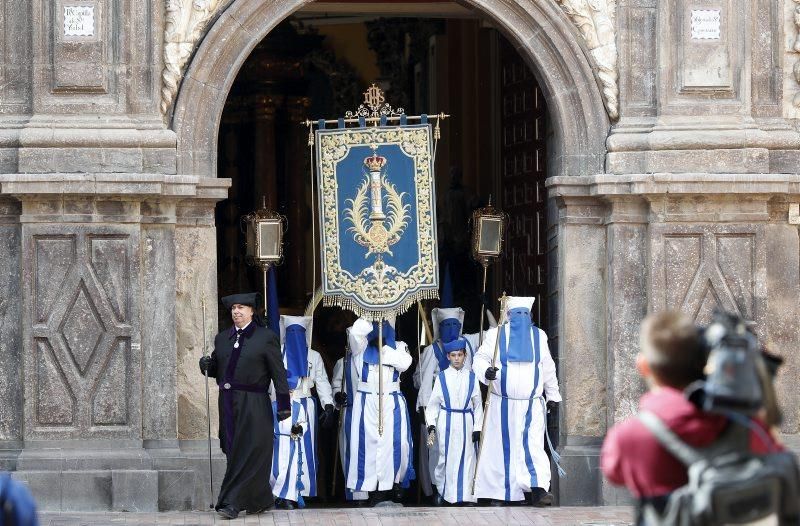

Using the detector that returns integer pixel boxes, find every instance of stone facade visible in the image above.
[0,0,799,510]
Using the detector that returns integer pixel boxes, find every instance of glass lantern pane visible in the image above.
[258,222,281,259]
[478,218,502,255]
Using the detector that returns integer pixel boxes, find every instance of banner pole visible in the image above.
[478,262,488,347]
[471,293,507,496]
[378,318,384,436]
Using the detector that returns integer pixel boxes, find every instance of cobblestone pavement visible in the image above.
[39,506,634,526]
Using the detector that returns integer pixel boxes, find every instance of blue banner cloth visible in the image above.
[315,124,439,318]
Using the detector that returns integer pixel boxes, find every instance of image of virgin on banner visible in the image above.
[315,124,439,319]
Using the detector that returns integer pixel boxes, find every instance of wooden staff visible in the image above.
[471,292,507,495]
[416,300,433,369]
[378,318,384,436]
[478,262,488,346]
[416,300,433,344]
[201,298,214,509]
[331,347,346,495]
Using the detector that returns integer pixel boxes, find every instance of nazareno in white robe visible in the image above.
[344,318,415,493]
[332,355,368,501]
[271,314,335,499]
[275,348,333,497]
[415,333,479,496]
[471,323,562,502]
[270,400,308,503]
[424,365,483,503]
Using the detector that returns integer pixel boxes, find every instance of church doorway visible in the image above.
[214,2,555,504]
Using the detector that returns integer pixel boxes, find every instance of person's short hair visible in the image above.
[640,311,706,388]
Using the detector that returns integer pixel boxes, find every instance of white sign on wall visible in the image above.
[64,5,95,37]
[691,9,721,40]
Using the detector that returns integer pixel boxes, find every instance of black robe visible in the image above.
[204,322,290,512]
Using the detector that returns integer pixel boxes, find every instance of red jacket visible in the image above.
[601,386,779,498]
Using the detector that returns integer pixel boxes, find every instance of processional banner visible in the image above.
[315,120,439,319]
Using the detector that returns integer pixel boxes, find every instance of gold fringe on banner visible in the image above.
[322,289,439,321]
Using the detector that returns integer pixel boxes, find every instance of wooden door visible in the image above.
[498,37,549,329]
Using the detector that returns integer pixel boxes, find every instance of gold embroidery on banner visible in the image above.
[317,126,438,319]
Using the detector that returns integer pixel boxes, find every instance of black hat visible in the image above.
[221,292,259,311]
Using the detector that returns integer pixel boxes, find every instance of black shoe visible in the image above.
[433,493,445,507]
[528,487,552,507]
[217,505,239,520]
[489,499,506,507]
[368,490,381,507]
[247,505,272,515]
[392,483,404,502]
[284,500,297,510]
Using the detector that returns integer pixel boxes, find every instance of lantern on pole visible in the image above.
[471,198,507,345]
[242,199,286,320]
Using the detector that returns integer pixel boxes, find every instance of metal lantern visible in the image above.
[471,200,507,264]
[243,206,286,271]
[242,204,286,319]
[470,199,507,346]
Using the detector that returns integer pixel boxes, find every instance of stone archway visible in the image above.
[171,0,611,180]
[169,0,614,506]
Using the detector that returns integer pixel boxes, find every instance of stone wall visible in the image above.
[0,176,229,510]
[548,174,800,503]
[1,0,800,511]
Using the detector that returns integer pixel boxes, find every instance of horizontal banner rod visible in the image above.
[304,113,449,127]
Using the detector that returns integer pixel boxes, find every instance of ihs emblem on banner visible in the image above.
[345,144,410,259]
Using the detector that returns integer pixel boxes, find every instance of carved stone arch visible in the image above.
[171,0,610,179]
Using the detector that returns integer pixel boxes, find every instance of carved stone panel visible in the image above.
[650,224,765,328]
[660,0,747,114]
[617,0,658,117]
[23,225,140,441]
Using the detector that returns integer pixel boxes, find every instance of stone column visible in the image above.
[604,196,648,423]
[218,112,245,298]
[285,97,311,308]
[0,197,22,466]
[176,200,221,440]
[173,192,229,511]
[601,195,648,505]
[251,95,280,210]
[763,203,800,435]
[552,193,608,505]
[141,201,178,448]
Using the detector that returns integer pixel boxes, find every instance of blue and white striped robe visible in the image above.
[270,400,308,503]
[472,324,562,501]
[344,319,415,493]
[424,366,483,503]
[273,348,333,497]
[416,334,480,496]
[332,356,368,501]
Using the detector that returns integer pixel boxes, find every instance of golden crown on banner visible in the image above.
[364,153,387,172]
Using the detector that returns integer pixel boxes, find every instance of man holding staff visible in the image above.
[472,296,562,505]
[198,292,290,519]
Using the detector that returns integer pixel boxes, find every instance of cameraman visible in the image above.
[600,311,780,518]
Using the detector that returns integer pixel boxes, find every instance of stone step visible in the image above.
[12,469,165,512]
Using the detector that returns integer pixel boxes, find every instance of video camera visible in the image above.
[687,309,763,416]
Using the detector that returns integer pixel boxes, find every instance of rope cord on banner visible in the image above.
[308,126,317,319]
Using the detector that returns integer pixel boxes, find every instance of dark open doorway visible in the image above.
[214,3,554,504]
